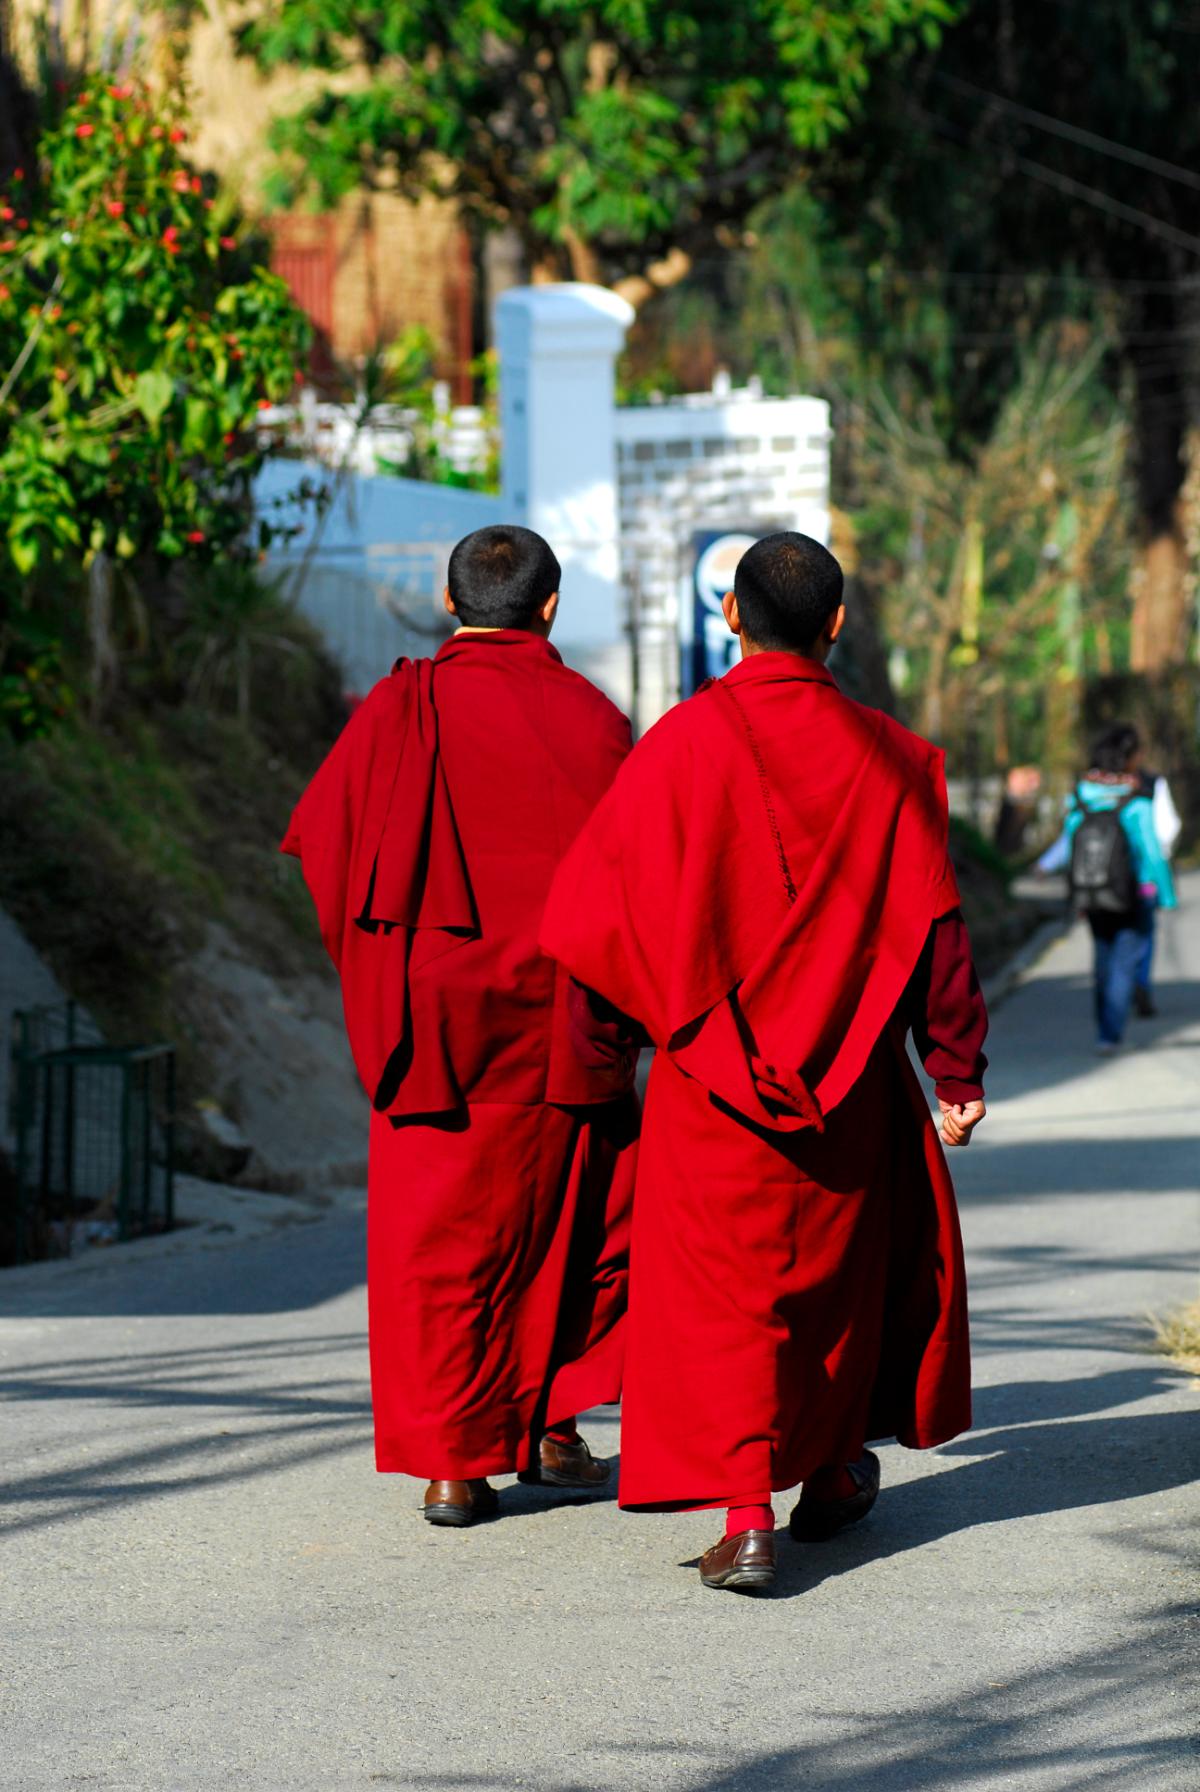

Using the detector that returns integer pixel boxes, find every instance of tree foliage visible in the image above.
[804,0,1200,664]
[0,77,312,734]
[0,81,309,579]
[238,0,962,288]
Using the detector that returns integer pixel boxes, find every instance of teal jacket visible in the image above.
[1065,779,1177,909]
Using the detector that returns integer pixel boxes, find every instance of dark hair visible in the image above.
[1090,722,1141,775]
[733,531,844,652]
[447,525,561,629]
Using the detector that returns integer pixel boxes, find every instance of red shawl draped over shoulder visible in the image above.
[541,655,961,1134]
[283,633,634,1118]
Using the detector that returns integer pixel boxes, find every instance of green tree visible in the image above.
[237,0,962,303]
[0,77,312,728]
[805,0,1200,669]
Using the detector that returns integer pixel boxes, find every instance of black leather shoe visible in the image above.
[698,1528,777,1592]
[789,1450,881,1541]
[422,1479,499,1527]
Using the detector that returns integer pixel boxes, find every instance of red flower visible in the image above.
[169,127,187,144]
[0,239,15,252]
[257,398,272,410]
[75,122,95,139]
[106,201,125,218]
[185,529,205,544]
[53,367,68,383]
[0,285,10,303]
[219,236,236,250]
[108,84,134,101]
[223,431,237,444]
[0,207,13,222]
[161,225,181,254]
[172,171,190,194]
[11,168,23,181]
[191,176,202,195]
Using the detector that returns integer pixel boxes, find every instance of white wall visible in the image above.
[254,286,833,719]
[256,460,506,695]
[615,386,833,720]
[496,284,635,702]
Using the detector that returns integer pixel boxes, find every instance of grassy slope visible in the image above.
[0,641,343,1134]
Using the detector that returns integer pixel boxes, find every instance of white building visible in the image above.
[256,283,831,729]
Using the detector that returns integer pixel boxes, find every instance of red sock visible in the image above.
[805,1464,857,1503]
[725,1501,774,1538]
[545,1417,580,1446]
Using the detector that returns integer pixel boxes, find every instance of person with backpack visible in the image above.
[1065,724,1176,1053]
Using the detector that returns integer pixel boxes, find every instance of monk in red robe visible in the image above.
[541,531,987,1592]
[283,525,638,1527]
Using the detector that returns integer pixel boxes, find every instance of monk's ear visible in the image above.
[826,602,847,645]
[721,591,742,637]
[443,586,457,618]
[539,589,560,631]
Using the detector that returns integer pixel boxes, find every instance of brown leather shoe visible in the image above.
[789,1449,881,1541]
[422,1478,500,1527]
[517,1433,611,1489]
[698,1528,777,1592]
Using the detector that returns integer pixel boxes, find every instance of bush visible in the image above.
[0,75,312,734]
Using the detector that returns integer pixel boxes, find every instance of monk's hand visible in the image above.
[938,1098,986,1148]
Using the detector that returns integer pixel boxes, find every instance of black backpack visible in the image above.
[1068,788,1137,915]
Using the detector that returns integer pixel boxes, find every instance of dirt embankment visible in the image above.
[0,640,366,1188]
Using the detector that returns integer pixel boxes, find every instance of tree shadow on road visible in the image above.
[387,1601,1196,1790]
[0,1326,373,1539]
[979,960,1200,1104]
[951,1131,1200,1202]
[0,1204,367,1318]
[764,1393,1200,1605]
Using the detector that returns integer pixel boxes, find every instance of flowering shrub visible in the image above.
[0,79,310,580]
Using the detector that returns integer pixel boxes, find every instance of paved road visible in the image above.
[4,883,1199,1791]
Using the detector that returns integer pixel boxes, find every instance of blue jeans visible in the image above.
[1091,900,1156,1044]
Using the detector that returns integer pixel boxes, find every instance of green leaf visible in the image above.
[134,370,175,425]
[9,535,38,575]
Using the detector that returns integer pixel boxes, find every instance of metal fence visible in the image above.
[6,1003,176,1265]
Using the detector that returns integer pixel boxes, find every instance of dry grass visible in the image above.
[1150,1300,1200,1374]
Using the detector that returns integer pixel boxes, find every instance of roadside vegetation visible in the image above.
[1151,1301,1200,1376]
[0,67,343,1135]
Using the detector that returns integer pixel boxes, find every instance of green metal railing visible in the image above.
[6,1003,175,1265]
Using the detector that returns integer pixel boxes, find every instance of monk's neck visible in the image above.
[740,641,830,667]
[454,626,552,640]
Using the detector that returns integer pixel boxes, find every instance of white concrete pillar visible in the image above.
[495,283,634,704]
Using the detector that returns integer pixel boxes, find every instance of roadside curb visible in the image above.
[0,1174,366,1291]
[982,908,1075,1013]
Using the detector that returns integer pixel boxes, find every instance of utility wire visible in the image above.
[1010,151,1200,258]
[908,101,1200,258]
[932,71,1200,195]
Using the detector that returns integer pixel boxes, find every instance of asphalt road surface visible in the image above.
[4,882,1199,1791]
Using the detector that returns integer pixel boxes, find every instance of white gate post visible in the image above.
[495,283,635,704]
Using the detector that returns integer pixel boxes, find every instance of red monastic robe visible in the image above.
[540,653,976,1510]
[283,629,638,1478]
